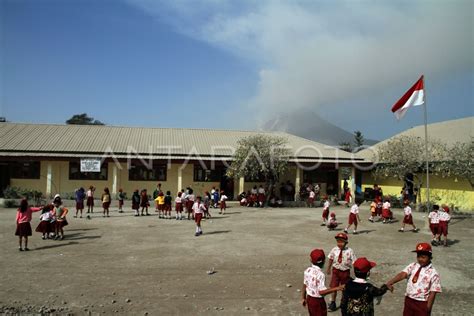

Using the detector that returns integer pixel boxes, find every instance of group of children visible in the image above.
[302,233,442,316]
[15,194,69,251]
[368,197,395,224]
[238,185,267,207]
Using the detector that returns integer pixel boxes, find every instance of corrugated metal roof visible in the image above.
[0,123,362,161]
[358,117,473,161]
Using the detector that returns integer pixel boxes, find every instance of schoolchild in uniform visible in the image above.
[175,192,183,220]
[437,205,451,247]
[35,204,54,239]
[140,189,150,216]
[192,196,206,236]
[321,196,330,226]
[327,212,338,231]
[399,201,419,233]
[15,198,41,251]
[386,243,441,316]
[219,191,228,214]
[344,201,362,235]
[428,205,440,246]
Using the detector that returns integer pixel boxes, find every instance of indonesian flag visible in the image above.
[391,75,425,120]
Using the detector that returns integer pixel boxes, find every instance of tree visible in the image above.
[353,130,365,151]
[66,113,104,125]
[372,136,448,204]
[433,140,474,188]
[226,134,291,199]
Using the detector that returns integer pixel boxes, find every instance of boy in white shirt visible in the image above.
[399,201,419,232]
[344,201,361,234]
[192,196,206,236]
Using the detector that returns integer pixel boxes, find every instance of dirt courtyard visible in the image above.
[1,203,473,315]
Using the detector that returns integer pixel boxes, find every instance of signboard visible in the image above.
[80,159,101,172]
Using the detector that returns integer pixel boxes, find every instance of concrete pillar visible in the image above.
[46,163,52,198]
[295,166,302,201]
[239,177,244,195]
[177,167,183,193]
[350,167,356,200]
[112,164,118,195]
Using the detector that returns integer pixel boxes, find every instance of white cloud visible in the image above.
[127,0,473,121]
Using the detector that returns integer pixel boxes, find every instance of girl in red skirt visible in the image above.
[321,196,330,226]
[53,195,69,240]
[186,188,195,220]
[86,185,95,213]
[382,199,393,224]
[327,212,338,231]
[257,185,266,208]
[344,188,352,207]
[192,196,206,236]
[175,192,183,220]
[219,191,228,214]
[101,187,111,217]
[15,198,41,251]
[399,201,419,232]
[35,204,54,239]
[140,189,150,216]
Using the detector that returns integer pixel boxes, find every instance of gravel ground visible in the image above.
[0,203,472,315]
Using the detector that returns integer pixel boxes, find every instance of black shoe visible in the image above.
[24,248,30,251]
[328,301,336,312]
[431,240,438,246]
[19,248,23,251]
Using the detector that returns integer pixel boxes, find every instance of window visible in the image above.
[69,161,108,180]
[194,165,226,182]
[11,161,40,179]
[128,161,167,181]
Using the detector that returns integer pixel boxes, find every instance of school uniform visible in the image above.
[402,262,441,316]
[403,206,414,225]
[192,202,206,225]
[438,210,451,237]
[220,195,228,210]
[75,190,85,209]
[370,202,377,217]
[15,207,40,236]
[304,264,328,316]
[131,194,140,210]
[322,201,330,221]
[327,217,338,230]
[382,202,391,220]
[175,197,182,212]
[428,211,440,235]
[118,192,125,208]
[257,188,266,204]
[348,204,359,225]
[102,193,111,209]
[54,206,68,229]
[328,247,356,288]
[186,194,195,213]
[308,191,315,205]
[35,212,53,234]
[86,190,94,207]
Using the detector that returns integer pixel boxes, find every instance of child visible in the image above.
[131,189,140,216]
[258,185,266,207]
[344,201,361,234]
[156,192,165,218]
[399,201,419,233]
[368,199,377,222]
[344,188,352,207]
[175,192,183,220]
[102,187,111,217]
[437,204,451,247]
[86,185,95,213]
[382,199,392,224]
[428,205,440,246]
[212,189,219,208]
[117,188,125,213]
[153,184,161,213]
[340,257,389,316]
[327,212,338,231]
[386,243,441,316]
[321,196,330,226]
[53,195,69,240]
[203,191,211,219]
[219,191,228,214]
[140,189,150,216]
[35,204,54,239]
[327,233,357,312]
[74,187,86,218]
[186,188,195,220]
[192,196,206,236]
[375,198,383,219]
[301,249,345,316]
[15,198,41,251]
[164,191,172,219]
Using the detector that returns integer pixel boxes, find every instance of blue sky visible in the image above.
[1,0,472,140]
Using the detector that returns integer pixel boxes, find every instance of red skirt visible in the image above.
[348,213,358,225]
[438,221,448,236]
[306,296,327,316]
[382,208,391,219]
[132,202,139,210]
[322,209,329,220]
[403,296,429,316]
[258,193,265,202]
[376,206,382,216]
[102,202,110,209]
[186,201,194,212]
[15,222,32,236]
[176,203,183,212]
[403,214,413,225]
[308,197,314,204]
[430,223,439,235]
[86,197,94,207]
[327,222,338,229]
[35,221,52,234]
[76,201,84,209]
[194,213,203,225]
[220,201,227,210]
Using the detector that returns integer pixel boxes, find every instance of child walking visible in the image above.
[321,196,330,226]
[102,187,111,217]
[386,243,441,316]
[327,233,357,312]
[344,201,361,234]
[382,199,392,224]
[308,189,315,208]
[219,191,228,214]
[192,196,206,236]
[340,257,390,316]
[117,188,125,213]
[437,205,451,247]
[428,205,440,246]
[74,187,86,218]
[368,199,377,222]
[301,249,344,316]
[399,201,419,233]
[15,198,41,251]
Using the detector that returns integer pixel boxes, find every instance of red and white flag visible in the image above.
[391,75,425,120]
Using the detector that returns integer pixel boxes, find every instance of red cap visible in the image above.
[310,249,326,263]
[330,212,336,217]
[335,233,348,241]
[412,242,432,254]
[353,257,376,273]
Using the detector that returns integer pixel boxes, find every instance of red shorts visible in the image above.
[86,197,94,207]
[306,296,327,316]
[308,197,314,205]
[258,193,265,203]
[176,203,183,212]
[187,201,194,212]
[330,268,350,287]
[403,214,413,225]
[220,201,226,210]
[430,223,439,235]
[403,297,429,316]
[194,213,203,225]
[438,221,448,236]
[322,209,329,220]
[348,213,358,225]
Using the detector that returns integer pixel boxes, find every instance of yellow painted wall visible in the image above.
[362,172,474,211]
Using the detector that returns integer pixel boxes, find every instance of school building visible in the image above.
[0,122,367,201]
[358,117,474,211]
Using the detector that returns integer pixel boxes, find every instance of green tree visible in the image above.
[353,130,365,151]
[432,140,474,188]
[226,135,291,199]
[66,113,104,125]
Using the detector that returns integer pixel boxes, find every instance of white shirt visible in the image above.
[220,195,228,202]
[323,201,330,210]
[438,210,451,222]
[87,190,93,197]
[39,212,52,221]
[309,191,315,199]
[192,202,206,214]
[383,201,391,209]
[428,211,440,224]
[404,206,412,216]
[251,188,257,194]
[258,188,265,194]
[350,204,359,214]
[187,194,195,202]
[304,265,327,298]
[328,247,356,271]
[402,262,442,301]
[175,197,182,204]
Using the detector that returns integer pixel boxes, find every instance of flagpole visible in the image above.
[423,76,430,210]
